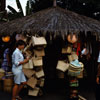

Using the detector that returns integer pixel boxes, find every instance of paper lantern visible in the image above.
[67,34,77,44]
[2,36,10,42]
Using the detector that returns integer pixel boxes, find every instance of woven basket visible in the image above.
[56,60,69,72]
[62,46,72,54]
[3,78,13,93]
[27,77,37,88]
[32,36,47,46]
[32,57,43,66]
[0,69,5,80]
[28,87,40,96]
[77,71,83,79]
[23,59,34,69]
[68,69,83,77]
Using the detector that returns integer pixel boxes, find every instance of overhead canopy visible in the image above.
[0,6,100,39]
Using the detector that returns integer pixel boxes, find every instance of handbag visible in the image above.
[22,69,35,78]
[56,60,69,72]
[32,57,43,66]
[32,36,47,46]
[28,87,40,96]
[36,70,45,78]
[22,59,34,69]
[62,46,72,54]
[27,77,37,88]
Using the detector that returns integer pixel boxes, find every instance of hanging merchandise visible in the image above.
[36,70,45,78]
[69,60,84,70]
[68,60,84,77]
[69,89,78,99]
[22,69,35,78]
[73,42,81,56]
[15,34,27,42]
[76,43,81,56]
[28,87,40,96]
[67,34,77,44]
[0,68,5,80]
[27,77,37,89]
[23,43,33,58]
[32,57,43,66]
[62,46,72,54]
[32,36,47,47]
[2,36,10,42]
[70,59,81,67]
[68,52,78,62]
[68,69,81,77]
[56,60,69,72]
[3,78,14,93]
[71,52,79,60]
[77,70,83,79]
[22,58,34,69]
[16,35,46,97]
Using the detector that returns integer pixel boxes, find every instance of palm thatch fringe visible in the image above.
[0,7,100,40]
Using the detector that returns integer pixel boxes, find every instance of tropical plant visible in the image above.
[7,0,32,20]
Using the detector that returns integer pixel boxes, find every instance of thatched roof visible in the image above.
[0,6,100,39]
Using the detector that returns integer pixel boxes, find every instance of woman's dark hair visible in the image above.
[16,40,26,47]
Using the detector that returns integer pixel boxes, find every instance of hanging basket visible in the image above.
[2,36,10,42]
[67,34,77,44]
[28,87,40,96]
[56,60,69,72]
[3,78,14,93]
[31,36,47,47]
[0,69,5,80]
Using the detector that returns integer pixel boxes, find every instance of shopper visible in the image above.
[96,44,100,100]
[1,48,11,71]
[12,40,29,100]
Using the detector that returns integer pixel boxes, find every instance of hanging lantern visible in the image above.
[2,36,10,42]
[67,34,77,44]
[15,34,26,42]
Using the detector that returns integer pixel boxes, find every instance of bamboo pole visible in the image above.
[53,0,57,7]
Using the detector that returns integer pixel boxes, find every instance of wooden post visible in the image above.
[53,0,57,7]
[0,0,6,12]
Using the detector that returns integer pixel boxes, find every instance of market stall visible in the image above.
[0,0,100,99]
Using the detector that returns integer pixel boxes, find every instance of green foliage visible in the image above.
[16,0,24,16]
[26,0,32,15]
[7,5,18,15]
[7,0,32,20]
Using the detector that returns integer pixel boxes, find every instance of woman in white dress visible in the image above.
[12,40,29,100]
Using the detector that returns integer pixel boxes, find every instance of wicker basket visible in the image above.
[0,69,5,80]
[3,78,14,93]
